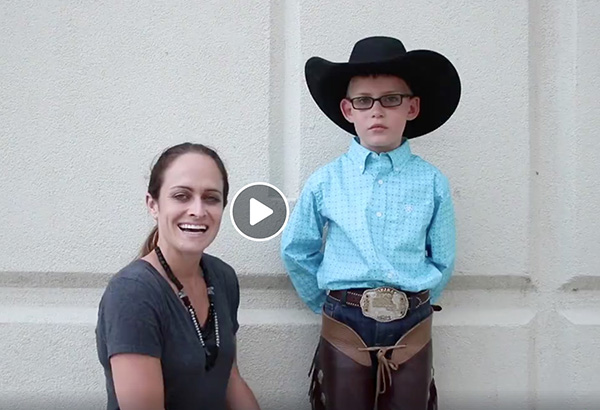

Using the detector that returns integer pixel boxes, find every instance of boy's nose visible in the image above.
[370,101,385,116]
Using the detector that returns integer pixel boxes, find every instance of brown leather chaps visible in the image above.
[309,313,437,410]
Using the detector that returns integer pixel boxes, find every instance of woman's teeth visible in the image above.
[178,223,208,233]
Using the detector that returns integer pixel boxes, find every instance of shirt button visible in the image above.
[387,272,394,279]
[378,179,383,185]
[376,212,383,217]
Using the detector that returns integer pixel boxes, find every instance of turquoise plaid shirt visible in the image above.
[281,138,456,313]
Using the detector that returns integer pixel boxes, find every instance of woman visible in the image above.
[96,143,260,410]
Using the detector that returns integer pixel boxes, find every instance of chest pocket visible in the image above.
[386,190,435,247]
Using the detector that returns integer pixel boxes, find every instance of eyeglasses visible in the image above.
[348,94,413,110]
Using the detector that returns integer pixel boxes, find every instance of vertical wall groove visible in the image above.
[268,0,301,198]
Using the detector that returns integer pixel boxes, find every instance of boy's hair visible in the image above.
[345,73,413,98]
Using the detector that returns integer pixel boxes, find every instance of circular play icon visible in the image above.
[229,182,289,241]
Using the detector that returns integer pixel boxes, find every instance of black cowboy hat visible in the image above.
[305,36,461,139]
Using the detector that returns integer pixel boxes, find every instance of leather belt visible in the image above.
[328,288,430,311]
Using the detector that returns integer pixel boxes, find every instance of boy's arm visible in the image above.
[280,179,326,313]
[427,173,456,303]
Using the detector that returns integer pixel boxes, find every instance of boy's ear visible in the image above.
[407,96,421,121]
[340,99,355,123]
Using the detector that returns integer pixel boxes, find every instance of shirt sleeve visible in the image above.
[97,277,162,360]
[427,173,456,303]
[224,266,240,335]
[280,177,327,313]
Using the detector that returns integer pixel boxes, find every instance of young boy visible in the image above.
[280,36,460,410]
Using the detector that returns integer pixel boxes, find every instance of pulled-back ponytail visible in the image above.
[139,225,159,257]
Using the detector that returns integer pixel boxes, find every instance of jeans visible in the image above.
[322,292,432,348]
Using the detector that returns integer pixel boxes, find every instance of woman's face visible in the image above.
[147,152,225,256]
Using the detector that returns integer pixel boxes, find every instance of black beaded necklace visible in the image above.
[155,246,220,369]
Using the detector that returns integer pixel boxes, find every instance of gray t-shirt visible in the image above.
[96,254,240,410]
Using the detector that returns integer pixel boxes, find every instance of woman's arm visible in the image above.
[226,360,260,410]
[111,353,165,410]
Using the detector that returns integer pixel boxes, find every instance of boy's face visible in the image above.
[340,75,420,153]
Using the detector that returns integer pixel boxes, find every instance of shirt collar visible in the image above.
[347,137,412,174]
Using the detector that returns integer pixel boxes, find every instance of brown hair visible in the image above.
[139,143,229,257]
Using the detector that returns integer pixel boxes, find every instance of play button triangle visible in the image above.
[249,197,273,226]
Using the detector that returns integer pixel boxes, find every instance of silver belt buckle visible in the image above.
[359,287,409,322]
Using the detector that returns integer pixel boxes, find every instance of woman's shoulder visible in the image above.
[103,259,163,301]
[202,254,238,288]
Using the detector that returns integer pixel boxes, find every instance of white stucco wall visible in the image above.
[1,1,599,409]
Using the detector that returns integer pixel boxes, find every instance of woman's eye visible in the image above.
[173,193,188,201]
[205,196,221,204]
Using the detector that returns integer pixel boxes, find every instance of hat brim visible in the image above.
[305,50,461,139]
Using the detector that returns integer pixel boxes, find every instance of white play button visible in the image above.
[230,182,289,241]
[249,198,273,226]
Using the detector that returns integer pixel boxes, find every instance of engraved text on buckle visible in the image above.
[359,287,409,322]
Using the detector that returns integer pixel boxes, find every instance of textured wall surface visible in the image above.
[1,1,599,409]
